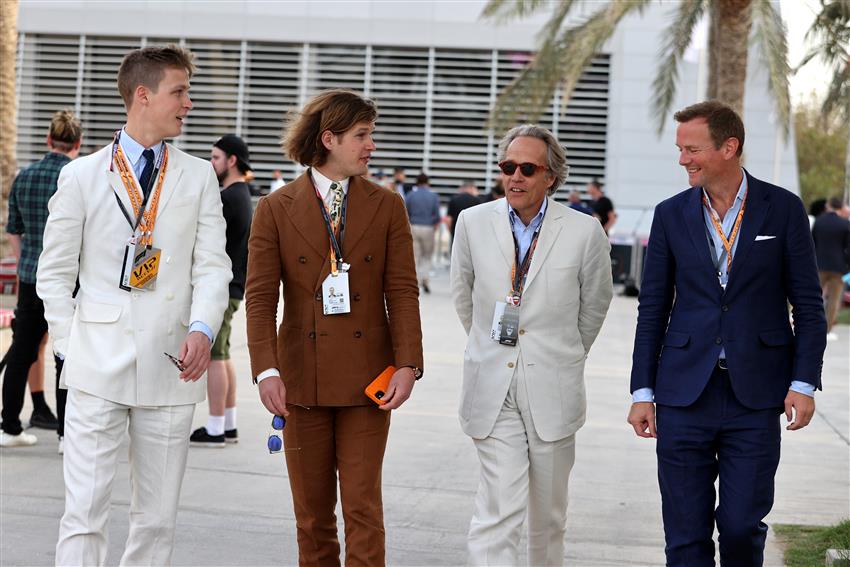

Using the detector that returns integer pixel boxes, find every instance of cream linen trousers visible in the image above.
[467,354,577,566]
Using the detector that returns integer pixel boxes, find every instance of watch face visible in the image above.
[414,367,423,379]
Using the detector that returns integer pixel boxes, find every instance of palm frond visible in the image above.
[481,0,552,25]
[651,0,707,134]
[803,0,850,68]
[752,0,792,139]
[488,0,650,133]
[822,59,850,121]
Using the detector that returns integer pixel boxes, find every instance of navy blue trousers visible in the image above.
[656,366,782,567]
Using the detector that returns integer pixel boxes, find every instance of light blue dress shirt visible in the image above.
[119,128,213,345]
[632,171,813,402]
[508,197,548,266]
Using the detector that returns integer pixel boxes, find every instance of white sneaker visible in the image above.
[0,431,38,447]
[58,436,64,455]
[827,332,839,342]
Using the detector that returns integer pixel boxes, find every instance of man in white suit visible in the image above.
[451,124,613,566]
[37,45,231,566]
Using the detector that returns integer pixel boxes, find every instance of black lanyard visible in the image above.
[510,209,546,300]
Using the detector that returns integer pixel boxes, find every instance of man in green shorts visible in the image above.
[191,134,254,447]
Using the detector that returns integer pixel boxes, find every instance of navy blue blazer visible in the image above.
[630,171,826,410]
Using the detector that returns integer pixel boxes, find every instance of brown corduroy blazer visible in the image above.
[245,172,424,406]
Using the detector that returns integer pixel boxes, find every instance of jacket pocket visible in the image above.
[77,302,122,323]
[662,330,690,348]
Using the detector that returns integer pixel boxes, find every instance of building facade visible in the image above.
[15,0,798,210]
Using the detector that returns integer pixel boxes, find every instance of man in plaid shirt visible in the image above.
[1,110,82,448]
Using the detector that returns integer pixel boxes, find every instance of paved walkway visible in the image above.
[1,270,848,566]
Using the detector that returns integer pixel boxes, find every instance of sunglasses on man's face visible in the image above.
[498,160,548,177]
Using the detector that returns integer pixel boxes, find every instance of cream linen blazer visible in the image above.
[451,197,613,442]
[37,142,231,406]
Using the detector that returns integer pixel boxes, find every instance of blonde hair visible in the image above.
[48,109,82,152]
[282,89,377,167]
[117,45,196,109]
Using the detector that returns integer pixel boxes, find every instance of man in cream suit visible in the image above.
[37,45,230,566]
[451,124,612,566]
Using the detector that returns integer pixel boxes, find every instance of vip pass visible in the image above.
[111,132,168,291]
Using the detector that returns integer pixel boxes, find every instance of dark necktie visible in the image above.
[139,148,155,199]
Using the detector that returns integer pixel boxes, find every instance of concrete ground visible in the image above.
[1,269,848,566]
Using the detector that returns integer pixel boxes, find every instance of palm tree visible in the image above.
[796,0,849,198]
[0,0,19,257]
[483,0,791,136]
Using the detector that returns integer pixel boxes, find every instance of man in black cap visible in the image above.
[191,134,254,446]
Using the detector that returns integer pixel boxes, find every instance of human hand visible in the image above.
[259,377,289,417]
[784,390,815,431]
[178,331,211,381]
[627,402,657,438]
[379,366,416,411]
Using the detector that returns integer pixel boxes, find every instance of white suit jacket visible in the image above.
[451,197,613,442]
[37,142,231,407]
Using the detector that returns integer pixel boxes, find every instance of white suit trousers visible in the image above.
[56,388,194,566]
[467,362,576,567]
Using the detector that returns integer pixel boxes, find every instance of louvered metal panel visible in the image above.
[15,35,610,202]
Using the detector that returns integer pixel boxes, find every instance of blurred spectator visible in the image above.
[446,179,481,244]
[269,169,285,193]
[405,173,440,293]
[393,167,412,198]
[587,179,617,234]
[809,198,827,218]
[568,190,594,216]
[2,109,82,448]
[480,179,505,203]
[190,134,254,446]
[812,196,850,341]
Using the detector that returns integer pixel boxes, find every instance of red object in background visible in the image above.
[0,256,17,295]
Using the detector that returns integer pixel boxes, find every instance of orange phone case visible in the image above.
[364,366,396,405]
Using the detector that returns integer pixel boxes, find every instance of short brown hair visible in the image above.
[282,89,377,167]
[674,100,745,157]
[48,109,82,152]
[117,45,196,109]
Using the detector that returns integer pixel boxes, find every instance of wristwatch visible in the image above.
[407,366,423,380]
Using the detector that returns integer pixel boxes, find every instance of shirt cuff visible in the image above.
[256,368,280,384]
[632,387,654,403]
[789,380,815,398]
[189,321,214,345]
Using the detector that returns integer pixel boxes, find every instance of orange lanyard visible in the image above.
[702,192,746,274]
[113,144,168,246]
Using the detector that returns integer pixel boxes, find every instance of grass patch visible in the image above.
[774,520,850,566]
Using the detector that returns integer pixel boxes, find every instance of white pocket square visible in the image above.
[755,235,776,241]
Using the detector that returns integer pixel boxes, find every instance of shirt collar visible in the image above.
[701,168,747,220]
[508,196,548,229]
[310,167,350,202]
[119,127,163,169]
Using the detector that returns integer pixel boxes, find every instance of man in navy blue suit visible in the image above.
[627,101,826,567]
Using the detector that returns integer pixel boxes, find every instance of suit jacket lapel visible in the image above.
[725,171,770,294]
[684,186,721,288]
[154,144,183,218]
[339,176,380,255]
[523,198,564,293]
[491,199,515,270]
[280,173,328,261]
